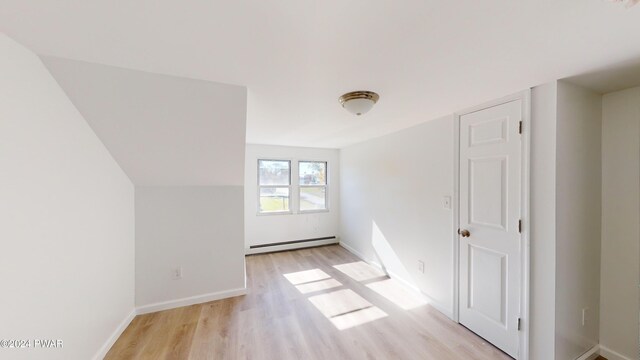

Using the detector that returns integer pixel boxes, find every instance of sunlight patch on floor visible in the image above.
[366,278,428,310]
[295,278,343,294]
[283,269,331,285]
[333,261,386,282]
[330,306,388,330]
[308,289,388,330]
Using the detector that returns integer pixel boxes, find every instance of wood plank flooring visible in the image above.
[105,245,511,360]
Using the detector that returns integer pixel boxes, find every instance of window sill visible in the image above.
[256,209,330,216]
[257,211,293,216]
[298,209,330,214]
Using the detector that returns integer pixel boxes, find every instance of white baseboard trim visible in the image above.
[136,287,247,315]
[338,241,384,270]
[576,345,600,360]
[600,345,634,360]
[246,238,339,255]
[338,242,454,320]
[93,309,136,360]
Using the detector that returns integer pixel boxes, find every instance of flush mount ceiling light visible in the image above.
[339,91,380,116]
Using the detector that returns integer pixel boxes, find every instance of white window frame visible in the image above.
[298,160,329,213]
[257,159,292,215]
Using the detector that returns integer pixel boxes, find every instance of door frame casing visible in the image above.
[452,90,531,360]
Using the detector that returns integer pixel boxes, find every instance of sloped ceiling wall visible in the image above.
[42,56,247,186]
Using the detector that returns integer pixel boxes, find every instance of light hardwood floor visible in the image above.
[105,245,511,360]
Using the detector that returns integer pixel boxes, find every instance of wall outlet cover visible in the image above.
[172,267,182,280]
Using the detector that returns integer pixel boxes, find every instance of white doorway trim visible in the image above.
[452,90,531,360]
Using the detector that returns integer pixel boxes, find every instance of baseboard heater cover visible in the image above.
[249,236,337,249]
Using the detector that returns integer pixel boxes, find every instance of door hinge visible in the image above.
[517,318,522,331]
[518,219,522,233]
[518,121,523,134]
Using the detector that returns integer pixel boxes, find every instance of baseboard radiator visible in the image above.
[247,236,337,254]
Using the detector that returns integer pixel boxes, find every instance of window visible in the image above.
[299,161,328,212]
[257,159,329,214]
[258,159,291,213]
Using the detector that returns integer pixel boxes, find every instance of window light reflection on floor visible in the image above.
[332,261,386,282]
[283,267,390,330]
[330,306,387,330]
[295,278,343,294]
[308,289,388,330]
[283,269,331,285]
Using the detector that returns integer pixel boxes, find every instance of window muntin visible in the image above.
[258,160,291,213]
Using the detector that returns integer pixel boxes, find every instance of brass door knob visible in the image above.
[459,229,471,238]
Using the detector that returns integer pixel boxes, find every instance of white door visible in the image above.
[459,99,522,358]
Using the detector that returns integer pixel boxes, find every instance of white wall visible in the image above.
[600,86,640,360]
[40,56,249,312]
[337,91,563,357]
[555,81,602,360]
[530,81,559,360]
[339,116,454,316]
[135,186,245,309]
[339,84,627,360]
[244,144,340,249]
[0,34,135,360]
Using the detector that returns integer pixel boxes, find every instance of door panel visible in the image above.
[469,156,507,229]
[469,116,509,147]
[469,244,507,325]
[459,99,522,358]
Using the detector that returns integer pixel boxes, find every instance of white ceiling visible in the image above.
[2,1,640,148]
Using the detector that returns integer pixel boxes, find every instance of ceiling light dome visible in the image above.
[339,91,380,116]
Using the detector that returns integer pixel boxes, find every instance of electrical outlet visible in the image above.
[172,266,182,280]
[418,260,425,273]
[443,196,452,209]
[582,307,588,326]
